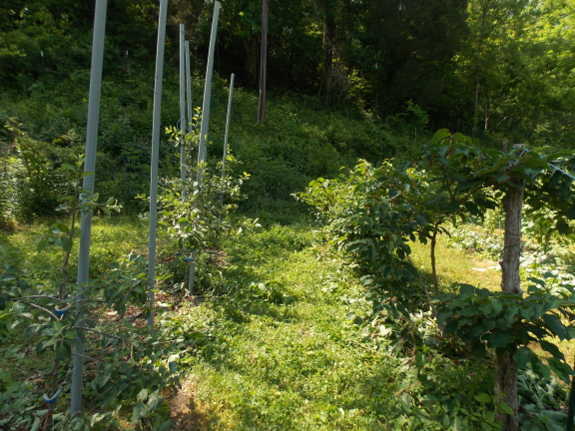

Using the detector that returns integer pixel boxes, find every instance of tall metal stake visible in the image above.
[71,0,107,415]
[185,40,193,137]
[179,24,187,197]
[196,0,221,185]
[147,0,169,329]
[222,73,235,179]
[184,40,196,296]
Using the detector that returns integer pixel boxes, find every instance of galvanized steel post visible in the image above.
[147,0,169,329]
[71,0,107,415]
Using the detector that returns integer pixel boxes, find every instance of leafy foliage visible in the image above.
[437,282,575,382]
[301,129,575,429]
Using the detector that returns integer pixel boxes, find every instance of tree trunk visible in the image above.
[473,73,481,139]
[501,182,524,296]
[430,224,439,295]
[495,349,519,430]
[496,180,524,431]
[320,5,335,107]
[257,0,268,125]
[243,38,258,87]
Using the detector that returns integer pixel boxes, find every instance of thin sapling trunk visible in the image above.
[496,179,525,431]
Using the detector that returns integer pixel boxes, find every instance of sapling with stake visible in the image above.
[8,157,121,429]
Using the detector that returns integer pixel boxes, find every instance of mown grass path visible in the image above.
[168,224,401,430]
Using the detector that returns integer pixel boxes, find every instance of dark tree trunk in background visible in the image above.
[257,0,268,125]
[320,3,335,106]
[244,38,259,87]
[496,179,525,431]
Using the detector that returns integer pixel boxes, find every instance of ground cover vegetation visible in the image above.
[1,0,575,430]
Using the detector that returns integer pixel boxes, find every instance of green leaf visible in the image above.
[460,305,480,316]
[531,356,551,379]
[520,307,534,320]
[565,204,575,220]
[542,314,566,340]
[56,342,71,361]
[157,419,172,431]
[30,416,41,431]
[498,402,514,415]
[55,222,70,234]
[513,346,532,369]
[459,284,475,298]
[464,201,481,217]
[60,163,76,172]
[539,340,565,361]
[472,324,486,337]
[475,393,491,403]
[479,302,492,315]
[61,236,73,253]
[37,238,48,252]
[488,331,515,348]
[131,400,149,423]
[36,337,58,352]
[25,324,41,338]
[490,298,502,315]
[446,200,460,214]
[432,129,452,142]
[504,306,520,326]
[414,214,427,226]
[547,357,573,384]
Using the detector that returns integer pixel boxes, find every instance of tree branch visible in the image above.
[69,326,124,341]
[19,300,59,321]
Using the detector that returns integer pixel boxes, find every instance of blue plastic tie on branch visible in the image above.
[54,304,73,317]
[184,257,194,262]
[42,388,62,404]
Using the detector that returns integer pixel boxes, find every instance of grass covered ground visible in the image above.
[166,224,400,430]
[0,216,573,430]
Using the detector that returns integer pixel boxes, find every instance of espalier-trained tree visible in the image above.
[300,130,575,429]
[421,131,575,429]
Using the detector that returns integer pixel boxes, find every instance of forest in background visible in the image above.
[2,0,575,144]
[2,0,575,222]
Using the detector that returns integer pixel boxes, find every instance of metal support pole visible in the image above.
[185,40,195,296]
[179,24,187,197]
[222,73,235,179]
[196,1,221,185]
[147,0,169,329]
[71,0,107,415]
[185,40,193,137]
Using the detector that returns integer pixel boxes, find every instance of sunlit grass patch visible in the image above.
[172,225,400,430]
[409,233,501,292]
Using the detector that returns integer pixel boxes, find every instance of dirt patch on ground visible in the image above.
[167,375,212,431]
